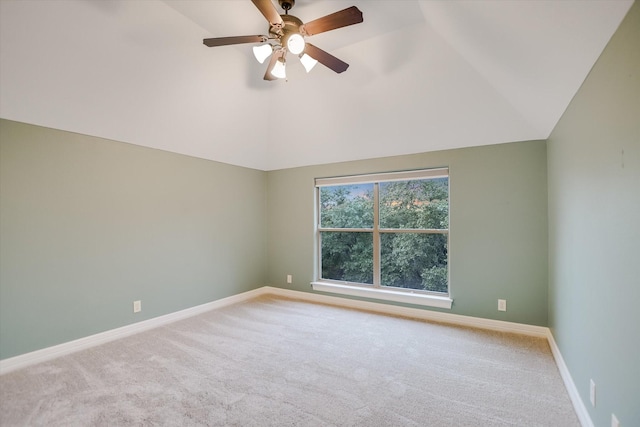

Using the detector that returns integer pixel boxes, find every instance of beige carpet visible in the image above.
[0,295,579,426]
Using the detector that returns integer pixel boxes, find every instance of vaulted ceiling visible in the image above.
[0,0,633,170]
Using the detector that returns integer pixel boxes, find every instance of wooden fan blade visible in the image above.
[300,6,363,37]
[251,0,284,27]
[203,35,267,47]
[263,50,284,81]
[304,43,349,73]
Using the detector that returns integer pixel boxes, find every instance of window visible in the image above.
[313,168,451,308]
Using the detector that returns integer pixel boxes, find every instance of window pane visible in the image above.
[321,231,373,284]
[379,178,448,229]
[320,184,374,228]
[380,233,448,293]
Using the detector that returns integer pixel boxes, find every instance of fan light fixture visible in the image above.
[299,53,318,73]
[202,1,363,81]
[286,33,305,55]
[252,44,273,63]
[271,57,286,79]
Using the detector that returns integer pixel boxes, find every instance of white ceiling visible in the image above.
[0,0,633,171]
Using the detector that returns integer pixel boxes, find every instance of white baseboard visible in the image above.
[0,285,594,427]
[264,286,549,337]
[0,287,265,375]
[546,330,594,427]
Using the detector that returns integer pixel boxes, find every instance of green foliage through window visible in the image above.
[321,231,373,284]
[317,172,449,294]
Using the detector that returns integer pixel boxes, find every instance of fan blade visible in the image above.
[251,0,284,27]
[304,43,349,73]
[263,50,284,81]
[300,6,363,37]
[203,35,267,47]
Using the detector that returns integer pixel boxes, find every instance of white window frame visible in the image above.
[311,168,452,309]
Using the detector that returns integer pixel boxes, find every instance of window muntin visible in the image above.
[316,169,449,295]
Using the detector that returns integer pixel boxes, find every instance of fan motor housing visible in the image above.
[270,14,303,40]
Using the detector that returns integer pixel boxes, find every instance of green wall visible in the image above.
[547,2,639,426]
[1,120,549,360]
[267,140,549,326]
[1,6,636,422]
[0,119,267,359]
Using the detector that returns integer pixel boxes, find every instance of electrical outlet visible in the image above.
[133,300,141,313]
[287,274,292,284]
[590,379,596,407]
[611,413,620,427]
[498,299,507,311]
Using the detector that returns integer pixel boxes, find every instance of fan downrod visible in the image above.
[278,0,295,13]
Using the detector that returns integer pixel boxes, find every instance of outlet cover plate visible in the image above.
[133,300,141,313]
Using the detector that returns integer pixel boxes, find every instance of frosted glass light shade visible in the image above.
[253,44,273,64]
[286,34,305,55]
[300,53,318,73]
[271,59,286,79]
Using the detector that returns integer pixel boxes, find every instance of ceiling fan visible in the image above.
[203,0,364,81]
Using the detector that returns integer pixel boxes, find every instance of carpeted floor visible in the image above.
[0,295,579,426]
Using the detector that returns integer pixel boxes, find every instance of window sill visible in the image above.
[310,282,453,310]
